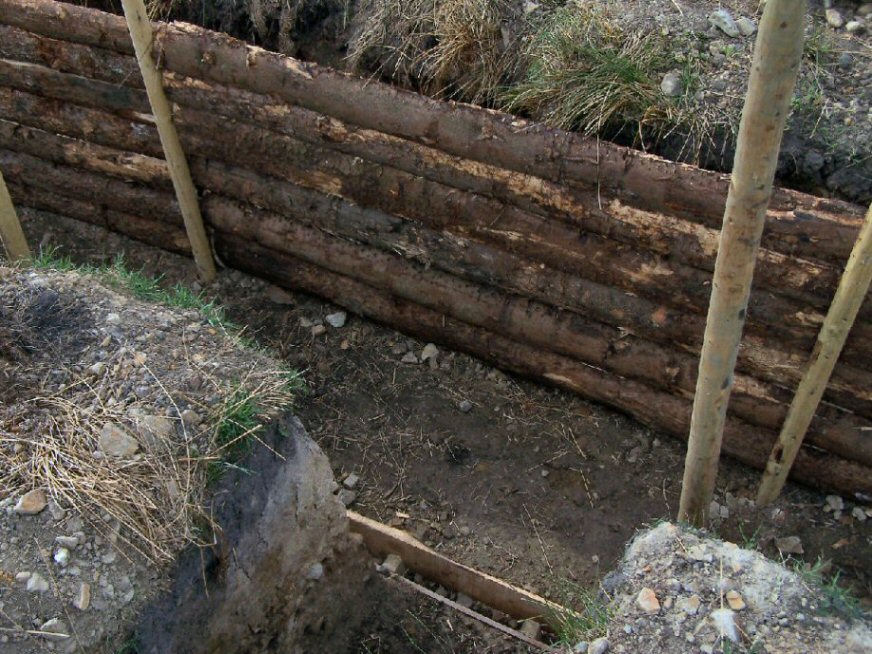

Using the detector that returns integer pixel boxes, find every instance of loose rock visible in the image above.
[14,488,47,515]
[99,422,140,458]
[401,352,419,364]
[709,9,740,37]
[825,8,845,28]
[26,572,50,593]
[824,495,844,512]
[726,590,746,611]
[311,324,327,337]
[420,343,439,361]
[775,535,804,554]
[845,20,865,35]
[735,16,756,36]
[660,71,683,97]
[39,618,70,642]
[458,399,473,413]
[636,587,660,613]
[73,582,91,611]
[589,637,609,654]
[326,311,347,328]
[343,473,360,490]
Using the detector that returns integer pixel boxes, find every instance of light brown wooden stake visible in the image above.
[119,0,215,281]
[757,202,872,505]
[678,0,807,527]
[0,168,29,262]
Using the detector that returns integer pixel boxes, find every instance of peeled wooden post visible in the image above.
[678,0,806,527]
[0,168,30,262]
[120,0,215,281]
[757,203,872,505]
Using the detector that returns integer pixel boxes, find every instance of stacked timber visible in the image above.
[0,0,870,495]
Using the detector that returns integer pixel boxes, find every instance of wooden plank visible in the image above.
[347,511,564,629]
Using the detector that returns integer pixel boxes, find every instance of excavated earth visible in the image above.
[0,201,867,652]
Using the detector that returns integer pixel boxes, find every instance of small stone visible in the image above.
[456,593,474,609]
[343,473,360,490]
[299,317,314,328]
[859,4,872,17]
[380,553,406,576]
[265,284,295,305]
[710,9,740,37]
[845,20,865,34]
[26,573,50,593]
[53,547,70,567]
[420,343,439,361]
[15,571,31,582]
[180,409,201,426]
[520,619,540,640]
[710,608,740,643]
[458,399,473,413]
[572,643,589,654]
[678,594,701,615]
[337,489,357,507]
[540,469,549,478]
[39,619,69,642]
[14,489,47,515]
[636,587,660,613]
[306,562,324,580]
[88,361,106,376]
[686,545,712,562]
[48,501,65,521]
[589,637,609,654]
[73,583,91,611]
[101,550,117,565]
[401,352,419,364]
[660,71,683,97]
[825,495,844,512]
[736,16,757,36]
[311,324,327,337]
[326,311,347,328]
[852,507,867,521]
[825,8,844,28]
[99,422,139,458]
[726,590,746,611]
[775,535,804,554]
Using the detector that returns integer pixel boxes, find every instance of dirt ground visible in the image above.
[21,212,872,629]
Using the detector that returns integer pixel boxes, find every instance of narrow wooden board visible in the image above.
[347,510,570,630]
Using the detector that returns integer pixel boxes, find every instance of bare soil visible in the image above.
[20,211,872,647]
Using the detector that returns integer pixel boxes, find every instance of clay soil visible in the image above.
[15,212,870,651]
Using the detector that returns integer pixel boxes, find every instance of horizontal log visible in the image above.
[1,35,864,323]
[0,0,863,266]
[13,184,872,476]
[4,137,871,423]
[212,237,872,498]
[3,83,870,365]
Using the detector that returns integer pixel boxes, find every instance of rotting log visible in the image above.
[2,89,869,367]
[4,135,872,424]
[0,0,864,267]
[211,237,872,498]
[0,44,863,324]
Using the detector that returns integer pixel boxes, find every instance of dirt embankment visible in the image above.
[101,0,872,206]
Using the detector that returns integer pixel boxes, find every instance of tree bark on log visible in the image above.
[3,131,871,421]
[0,5,864,267]
[6,155,870,466]
[0,36,864,319]
[2,79,869,360]
[213,237,872,498]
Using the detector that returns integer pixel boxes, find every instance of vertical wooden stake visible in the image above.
[0,169,30,263]
[120,0,216,282]
[757,203,872,505]
[678,0,806,527]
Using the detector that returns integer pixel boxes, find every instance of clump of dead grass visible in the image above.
[501,4,674,137]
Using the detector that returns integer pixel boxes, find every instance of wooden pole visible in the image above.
[119,0,215,281]
[757,203,872,505]
[678,0,806,527]
[0,168,29,262]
